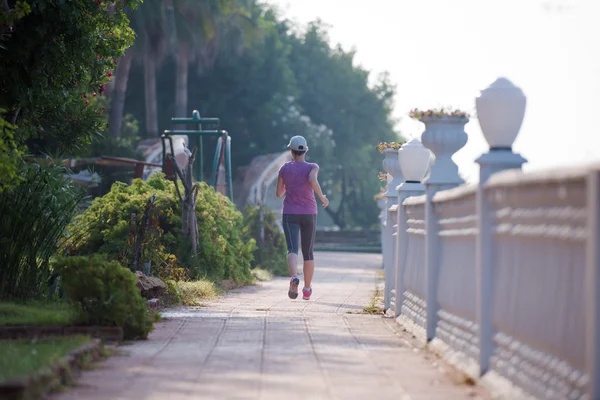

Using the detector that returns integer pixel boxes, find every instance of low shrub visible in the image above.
[53,255,153,340]
[155,255,189,282]
[243,205,288,276]
[64,173,256,284]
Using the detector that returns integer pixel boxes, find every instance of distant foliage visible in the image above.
[65,173,256,284]
[243,205,288,276]
[0,114,23,192]
[124,8,399,229]
[53,255,153,340]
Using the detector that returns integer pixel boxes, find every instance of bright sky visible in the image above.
[264,0,600,182]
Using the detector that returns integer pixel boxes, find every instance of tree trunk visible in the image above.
[323,171,347,229]
[170,148,199,255]
[144,52,159,138]
[108,50,133,138]
[175,44,189,123]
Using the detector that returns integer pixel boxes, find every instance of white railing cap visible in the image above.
[432,183,477,203]
[403,194,427,206]
[485,163,598,189]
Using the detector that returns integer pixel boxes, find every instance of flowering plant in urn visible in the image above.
[377,142,403,196]
[409,107,470,120]
[409,107,469,185]
[376,141,403,153]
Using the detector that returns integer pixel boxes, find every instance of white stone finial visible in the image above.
[476,77,527,149]
[398,138,431,183]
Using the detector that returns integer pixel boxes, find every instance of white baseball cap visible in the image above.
[287,135,308,151]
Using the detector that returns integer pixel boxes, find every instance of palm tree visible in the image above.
[139,0,168,138]
[108,0,260,138]
[171,0,260,121]
[108,0,167,139]
[108,49,133,138]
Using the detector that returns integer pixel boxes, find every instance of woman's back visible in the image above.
[279,161,319,215]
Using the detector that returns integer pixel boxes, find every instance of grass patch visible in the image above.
[151,312,162,323]
[165,280,221,306]
[362,288,383,314]
[0,302,79,327]
[0,336,90,382]
[251,268,273,282]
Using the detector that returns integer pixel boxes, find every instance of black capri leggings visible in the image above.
[282,214,317,261]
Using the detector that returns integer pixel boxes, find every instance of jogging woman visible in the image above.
[276,135,329,300]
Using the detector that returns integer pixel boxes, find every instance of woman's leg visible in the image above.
[300,215,317,290]
[283,215,301,299]
[282,215,301,276]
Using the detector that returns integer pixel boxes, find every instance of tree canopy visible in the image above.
[1,0,400,229]
[122,5,399,228]
[0,0,141,189]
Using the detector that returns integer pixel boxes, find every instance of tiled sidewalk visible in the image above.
[51,252,489,400]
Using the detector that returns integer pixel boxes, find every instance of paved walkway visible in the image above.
[52,252,489,400]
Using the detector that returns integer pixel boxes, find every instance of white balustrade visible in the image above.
[377,77,600,399]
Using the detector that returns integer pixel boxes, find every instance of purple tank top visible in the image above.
[279,161,319,215]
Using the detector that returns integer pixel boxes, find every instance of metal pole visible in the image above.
[211,137,223,187]
[193,110,203,182]
[225,134,233,201]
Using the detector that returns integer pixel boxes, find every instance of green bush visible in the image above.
[53,255,153,340]
[0,161,84,300]
[64,173,256,284]
[243,205,288,276]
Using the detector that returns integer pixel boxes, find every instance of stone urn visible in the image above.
[382,148,403,197]
[475,77,526,150]
[398,138,431,183]
[420,116,468,185]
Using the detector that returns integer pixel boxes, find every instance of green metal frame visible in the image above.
[162,110,233,201]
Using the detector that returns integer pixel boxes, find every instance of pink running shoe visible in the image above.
[288,276,300,299]
[302,287,312,301]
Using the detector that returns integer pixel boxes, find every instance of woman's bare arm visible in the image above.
[276,175,286,198]
[308,168,329,208]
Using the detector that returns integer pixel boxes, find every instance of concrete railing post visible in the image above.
[394,139,430,317]
[420,115,468,341]
[377,196,387,268]
[587,167,600,399]
[474,77,528,375]
[382,148,403,312]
